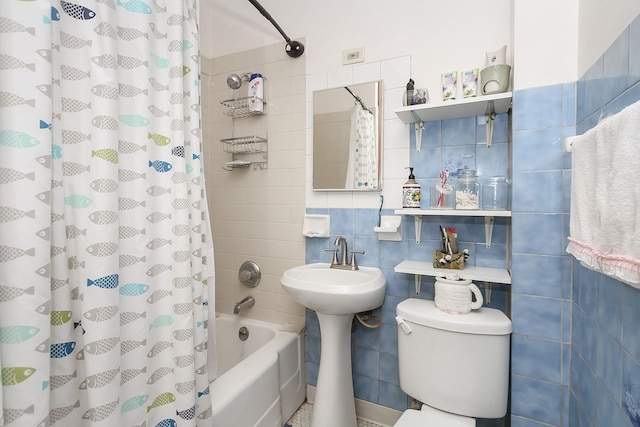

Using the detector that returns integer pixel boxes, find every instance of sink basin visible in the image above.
[281,262,386,315]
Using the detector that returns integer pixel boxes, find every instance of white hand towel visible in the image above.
[566,100,640,288]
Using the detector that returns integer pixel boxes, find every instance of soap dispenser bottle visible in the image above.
[402,167,421,208]
[403,78,415,106]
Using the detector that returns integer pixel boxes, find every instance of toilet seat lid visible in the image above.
[394,407,475,427]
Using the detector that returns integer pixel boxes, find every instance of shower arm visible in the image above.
[247,0,305,58]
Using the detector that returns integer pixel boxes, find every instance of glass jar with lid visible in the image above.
[456,169,480,209]
[482,177,509,210]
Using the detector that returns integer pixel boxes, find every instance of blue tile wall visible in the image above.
[303,15,640,427]
[568,14,640,427]
[511,14,640,427]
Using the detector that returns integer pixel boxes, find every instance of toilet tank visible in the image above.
[396,299,512,419]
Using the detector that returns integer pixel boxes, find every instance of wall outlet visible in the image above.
[342,47,365,65]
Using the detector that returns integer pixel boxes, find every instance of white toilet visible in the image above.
[393,298,512,426]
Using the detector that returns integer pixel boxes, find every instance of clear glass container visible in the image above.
[456,169,480,209]
[430,183,455,209]
[482,177,509,210]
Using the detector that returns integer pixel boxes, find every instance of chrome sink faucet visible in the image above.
[335,236,348,266]
[325,236,364,270]
[233,296,255,314]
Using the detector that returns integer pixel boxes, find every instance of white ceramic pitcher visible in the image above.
[434,275,483,314]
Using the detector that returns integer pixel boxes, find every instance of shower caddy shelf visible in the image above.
[221,136,268,169]
[221,96,265,117]
[220,95,268,170]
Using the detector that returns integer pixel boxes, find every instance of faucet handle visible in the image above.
[324,248,339,266]
[349,250,365,271]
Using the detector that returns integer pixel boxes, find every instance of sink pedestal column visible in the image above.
[312,312,357,427]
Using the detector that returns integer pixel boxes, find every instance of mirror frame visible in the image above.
[312,80,383,191]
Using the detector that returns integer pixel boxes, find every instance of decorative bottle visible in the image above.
[402,167,421,208]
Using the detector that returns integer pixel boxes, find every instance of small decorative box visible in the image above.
[432,250,465,270]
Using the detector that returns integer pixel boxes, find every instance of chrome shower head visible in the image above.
[226,73,242,89]
[226,73,252,90]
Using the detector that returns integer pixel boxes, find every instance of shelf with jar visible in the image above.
[396,169,510,245]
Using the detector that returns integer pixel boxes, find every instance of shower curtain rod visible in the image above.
[247,0,305,58]
[344,86,372,114]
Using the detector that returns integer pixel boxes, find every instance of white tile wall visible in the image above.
[203,49,411,327]
[202,43,307,329]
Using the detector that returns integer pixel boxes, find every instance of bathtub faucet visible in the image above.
[233,296,255,314]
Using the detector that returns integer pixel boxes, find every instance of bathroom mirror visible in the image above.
[312,80,382,191]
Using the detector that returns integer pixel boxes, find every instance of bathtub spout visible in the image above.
[233,296,255,314]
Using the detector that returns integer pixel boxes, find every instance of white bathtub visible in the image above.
[210,314,306,427]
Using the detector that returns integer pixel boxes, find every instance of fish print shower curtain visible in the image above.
[345,103,378,190]
[0,0,215,425]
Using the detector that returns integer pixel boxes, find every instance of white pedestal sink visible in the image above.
[281,263,386,427]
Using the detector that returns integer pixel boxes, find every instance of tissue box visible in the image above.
[432,251,465,269]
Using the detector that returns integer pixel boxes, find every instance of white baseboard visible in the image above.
[306,385,403,427]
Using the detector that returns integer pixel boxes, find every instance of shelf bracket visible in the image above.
[413,215,423,244]
[483,281,492,305]
[410,111,423,152]
[484,100,496,148]
[415,122,423,152]
[414,274,422,295]
[484,216,495,248]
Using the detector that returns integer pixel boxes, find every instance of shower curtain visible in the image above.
[344,103,378,190]
[0,1,214,425]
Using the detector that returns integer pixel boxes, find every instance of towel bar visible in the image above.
[563,136,577,153]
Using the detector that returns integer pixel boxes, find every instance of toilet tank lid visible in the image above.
[396,299,512,335]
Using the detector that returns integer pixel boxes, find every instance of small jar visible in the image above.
[456,169,480,209]
[482,177,509,210]
[430,183,455,209]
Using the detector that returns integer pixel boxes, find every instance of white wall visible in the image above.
[512,0,579,89]
[202,0,512,104]
[578,0,640,77]
[511,0,640,88]
[201,0,640,89]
